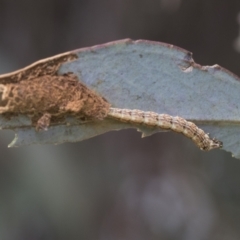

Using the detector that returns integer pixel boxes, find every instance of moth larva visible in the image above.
[107,108,222,151]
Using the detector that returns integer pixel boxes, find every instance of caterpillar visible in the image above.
[107,108,222,151]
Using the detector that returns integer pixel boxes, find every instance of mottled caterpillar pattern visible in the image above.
[107,108,222,151]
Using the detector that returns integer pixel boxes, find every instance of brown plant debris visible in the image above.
[0,73,110,130]
[0,52,77,84]
[0,52,110,130]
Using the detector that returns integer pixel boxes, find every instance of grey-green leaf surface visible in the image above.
[1,39,240,158]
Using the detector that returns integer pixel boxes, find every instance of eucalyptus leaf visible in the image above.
[0,39,239,158]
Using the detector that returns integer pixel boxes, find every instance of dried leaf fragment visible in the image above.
[0,74,110,129]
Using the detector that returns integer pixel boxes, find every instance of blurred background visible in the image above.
[0,0,240,239]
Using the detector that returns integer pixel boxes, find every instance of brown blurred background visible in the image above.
[0,0,240,239]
